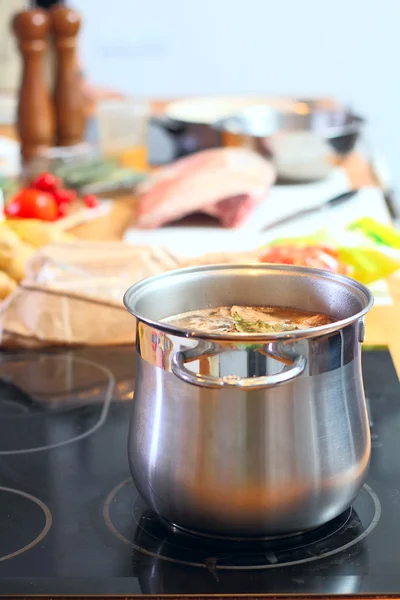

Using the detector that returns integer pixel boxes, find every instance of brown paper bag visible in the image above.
[0,241,180,348]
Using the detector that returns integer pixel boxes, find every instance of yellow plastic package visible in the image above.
[260,218,400,285]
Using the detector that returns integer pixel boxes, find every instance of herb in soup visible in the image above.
[162,306,333,334]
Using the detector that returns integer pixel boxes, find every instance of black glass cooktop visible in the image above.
[0,346,398,597]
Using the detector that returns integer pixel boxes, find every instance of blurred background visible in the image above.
[81,0,399,192]
[0,0,398,371]
[0,0,399,299]
[0,0,399,190]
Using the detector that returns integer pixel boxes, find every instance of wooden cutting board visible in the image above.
[68,193,137,241]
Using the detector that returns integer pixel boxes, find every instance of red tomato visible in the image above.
[52,188,77,205]
[260,244,342,273]
[32,172,60,193]
[83,194,99,208]
[57,201,70,218]
[5,189,59,221]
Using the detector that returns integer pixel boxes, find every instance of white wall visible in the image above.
[78,0,400,191]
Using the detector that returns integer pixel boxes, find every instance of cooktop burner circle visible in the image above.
[0,486,52,562]
[103,479,381,570]
[0,355,115,455]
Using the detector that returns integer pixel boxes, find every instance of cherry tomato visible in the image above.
[83,194,99,208]
[32,172,60,193]
[52,188,77,205]
[5,189,58,221]
[57,201,70,218]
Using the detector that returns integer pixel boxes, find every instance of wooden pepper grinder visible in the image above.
[12,9,55,163]
[51,5,86,146]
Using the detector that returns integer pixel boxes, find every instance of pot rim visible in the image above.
[123,263,374,342]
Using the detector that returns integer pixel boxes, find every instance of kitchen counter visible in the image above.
[0,103,399,375]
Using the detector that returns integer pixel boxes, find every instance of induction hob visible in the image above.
[0,345,398,598]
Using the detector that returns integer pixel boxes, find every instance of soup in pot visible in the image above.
[162,305,333,334]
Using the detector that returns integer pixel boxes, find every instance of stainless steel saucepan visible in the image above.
[124,264,373,539]
[213,102,365,181]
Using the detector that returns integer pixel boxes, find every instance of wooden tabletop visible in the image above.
[1,106,399,374]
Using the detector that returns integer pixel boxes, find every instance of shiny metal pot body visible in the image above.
[124,265,373,538]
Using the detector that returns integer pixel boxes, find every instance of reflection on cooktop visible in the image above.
[104,479,380,570]
[0,378,46,415]
[0,354,115,454]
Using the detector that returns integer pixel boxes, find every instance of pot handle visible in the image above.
[171,345,306,390]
